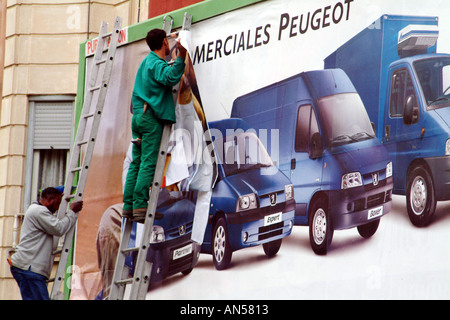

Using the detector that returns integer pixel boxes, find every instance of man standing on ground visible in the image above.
[9,187,83,300]
[123,28,186,222]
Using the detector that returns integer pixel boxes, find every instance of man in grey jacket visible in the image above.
[9,187,83,300]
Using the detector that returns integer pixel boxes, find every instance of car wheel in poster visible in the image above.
[263,239,282,257]
[406,166,436,227]
[309,197,333,255]
[357,218,380,238]
[212,217,232,270]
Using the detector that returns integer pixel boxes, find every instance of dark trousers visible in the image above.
[10,266,49,300]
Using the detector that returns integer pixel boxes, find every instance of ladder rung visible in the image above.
[52,249,62,255]
[101,31,113,39]
[89,85,101,92]
[65,194,75,201]
[121,247,139,254]
[83,112,95,119]
[71,166,82,173]
[115,278,133,286]
[77,140,89,146]
[96,58,107,65]
[167,31,179,39]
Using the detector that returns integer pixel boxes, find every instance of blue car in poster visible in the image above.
[95,189,200,300]
[201,118,295,270]
[126,189,201,283]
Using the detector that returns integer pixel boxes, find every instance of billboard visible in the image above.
[69,0,450,300]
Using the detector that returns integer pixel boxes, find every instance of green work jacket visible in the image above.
[132,51,185,123]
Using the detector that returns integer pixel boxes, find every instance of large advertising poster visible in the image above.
[70,0,450,300]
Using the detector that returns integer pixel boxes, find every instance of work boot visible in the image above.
[122,209,133,219]
[132,208,164,223]
[132,208,146,223]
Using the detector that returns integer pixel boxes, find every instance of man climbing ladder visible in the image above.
[123,28,187,223]
[110,15,192,300]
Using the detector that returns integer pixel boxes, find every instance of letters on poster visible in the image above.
[193,0,354,65]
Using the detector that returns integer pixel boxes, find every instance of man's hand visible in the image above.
[70,201,83,213]
[176,40,187,60]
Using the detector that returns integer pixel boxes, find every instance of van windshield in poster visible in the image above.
[414,57,450,109]
[318,93,375,147]
[214,132,273,177]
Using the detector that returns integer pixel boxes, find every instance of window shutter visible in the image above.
[33,101,73,149]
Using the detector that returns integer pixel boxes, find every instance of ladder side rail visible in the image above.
[110,13,191,300]
[50,18,122,300]
[110,16,175,300]
[48,22,108,261]
[84,22,110,105]
[109,218,135,299]
[61,20,112,202]
[72,17,122,201]
[49,223,76,300]
[55,21,109,221]
[163,15,174,35]
[50,22,112,298]
[129,123,171,300]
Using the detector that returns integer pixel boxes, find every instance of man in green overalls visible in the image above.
[123,28,186,222]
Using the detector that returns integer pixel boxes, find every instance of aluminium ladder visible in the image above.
[109,13,192,300]
[108,123,172,300]
[49,17,123,300]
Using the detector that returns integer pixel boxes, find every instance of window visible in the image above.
[317,93,375,147]
[295,104,319,152]
[390,68,418,117]
[443,65,450,95]
[24,96,74,209]
[217,132,273,177]
[310,108,319,141]
[414,57,450,108]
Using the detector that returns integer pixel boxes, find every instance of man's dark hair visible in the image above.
[146,28,167,51]
[41,187,62,201]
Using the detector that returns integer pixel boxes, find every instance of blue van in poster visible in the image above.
[126,190,201,283]
[231,69,393,255]
[201,118,295,270]
[95,189,200,299]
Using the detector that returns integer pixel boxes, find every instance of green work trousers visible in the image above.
[123,112,163,211]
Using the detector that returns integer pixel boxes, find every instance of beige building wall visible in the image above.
[0,0,148,300]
